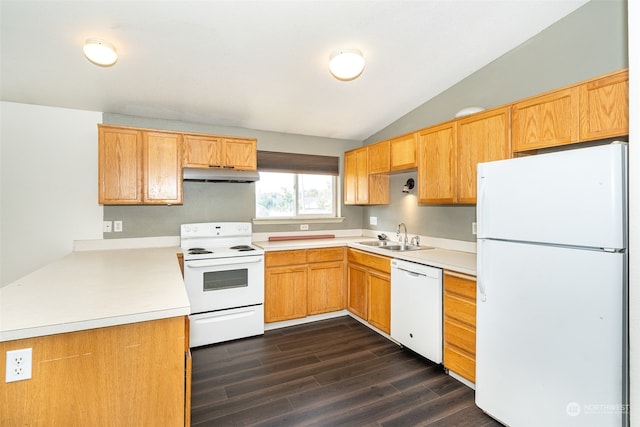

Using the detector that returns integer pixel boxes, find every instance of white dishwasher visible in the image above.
[391,258,443,364]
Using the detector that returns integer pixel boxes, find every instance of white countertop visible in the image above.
[0,246,190,342]
[254,236,477,276]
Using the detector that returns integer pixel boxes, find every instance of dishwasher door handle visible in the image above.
[395,267,427,278]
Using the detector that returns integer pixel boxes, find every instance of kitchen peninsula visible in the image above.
[0,243,191,426]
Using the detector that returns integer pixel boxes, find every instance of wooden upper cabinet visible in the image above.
[182,134,222,168]
[390,133,418,171]
[579,69,629,141]
[98,126,143,204]
[513,69,629,152]
[457,107,511,204]
[183,134,257,170]
[143,131,183,204]
[418,121,457,204]
[344,147,388,205]
[512,87,579,152]
[367,140,390,174]
[223,138,257,170]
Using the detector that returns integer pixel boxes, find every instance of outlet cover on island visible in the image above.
[369,216,377,225]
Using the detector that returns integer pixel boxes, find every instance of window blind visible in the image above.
[257,151,339,176]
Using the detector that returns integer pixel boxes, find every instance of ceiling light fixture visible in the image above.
[329,49,365,81]
[83,38,118,67]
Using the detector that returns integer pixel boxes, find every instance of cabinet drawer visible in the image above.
[347,249,391,274]
[444,273,476,300]
[444,318,475,355]
[265,250,307,268]
[444,346,475,383]
[307,247,345,263]
[444,294,476,327]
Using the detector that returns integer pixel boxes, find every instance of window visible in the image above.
[255,172,337,218]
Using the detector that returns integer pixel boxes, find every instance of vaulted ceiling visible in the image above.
[0,0,588,140]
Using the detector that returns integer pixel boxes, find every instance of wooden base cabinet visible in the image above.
[347,249,391,334]
[0,317,190,426]
[265,248,346,323]
[443,271,477,383]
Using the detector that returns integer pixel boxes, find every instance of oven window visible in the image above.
[203,269,248,291]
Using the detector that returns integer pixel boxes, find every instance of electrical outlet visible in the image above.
[103,221,112,233]
[6,348,32,383]
[369,216,377,225]
[300,224,309,231]
[472,222,477,235]
[114,221,123,232]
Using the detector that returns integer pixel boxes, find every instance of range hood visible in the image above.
[183,167,260,183]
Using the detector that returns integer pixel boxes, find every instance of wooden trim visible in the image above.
[444,270,476,281]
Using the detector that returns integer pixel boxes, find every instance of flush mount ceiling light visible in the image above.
[329,49,365,81]
[83,38,118,67]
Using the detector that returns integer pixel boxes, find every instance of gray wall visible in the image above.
[103,114,362,238]
[364,0,628,242]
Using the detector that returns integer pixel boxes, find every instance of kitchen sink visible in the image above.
[356,240,398,247]
[356,241,434,252]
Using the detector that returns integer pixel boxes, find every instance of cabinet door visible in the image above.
[308,261,346,315]
[457,107,510,204]
[367,140,390,174]
[343,150,358,205]
[183,134,222,168]
[264,266,308,322]
[368,270,391,334]
[143,131,183,204]
[347,263,368,320]
[512,87,579,152]
[579,70,629,141]
[390,133,417,171]
[418,121,457,204]
[223,138,257,170]
[354,147,369,204]
[443,271,477,383]
[98,126,143,204]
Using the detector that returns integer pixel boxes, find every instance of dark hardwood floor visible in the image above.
[190,316,501,426]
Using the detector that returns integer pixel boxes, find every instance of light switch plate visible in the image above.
[369,216,377,225]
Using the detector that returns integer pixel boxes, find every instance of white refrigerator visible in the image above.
[475,143,628,427]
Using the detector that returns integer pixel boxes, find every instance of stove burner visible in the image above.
[188,248,213,255]
[230,245,255,252]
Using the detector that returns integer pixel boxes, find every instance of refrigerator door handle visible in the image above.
[477,240,487,302]
[477,172,487,237]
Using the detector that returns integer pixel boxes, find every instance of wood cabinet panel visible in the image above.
[265,250,307,268]
[418,121,457,204]
[347,249,391,274]
[0,317,188,427]
[367,140,390,174]
[443,271,476,383]
[143,131,182,204]
[457,107,510,203]
[307,247,345,263]
[512,87,579,152]
[390,133,418,170]
[264,265,308,322]
[347,263,368,320]
[308,261,346,315]
[98,126,143,204]
[579,69,629,141]
[182,134,222,168]
[223,138,257,170]
[368,270,391,334]
[344,146,389,205]
[444,346,476,383]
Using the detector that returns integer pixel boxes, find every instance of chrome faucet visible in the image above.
[397,223,408,245]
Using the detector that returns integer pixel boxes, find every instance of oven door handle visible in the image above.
[185,256,263,269]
